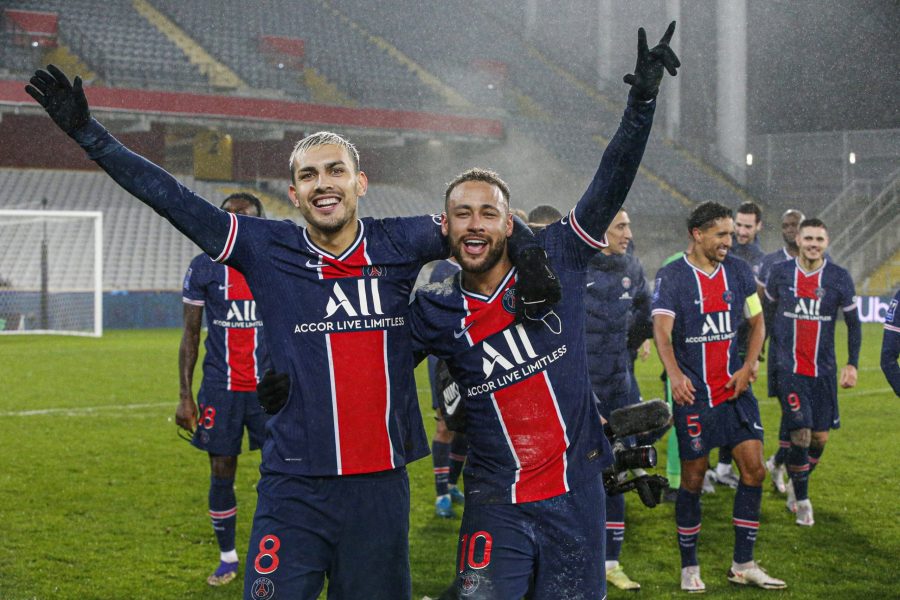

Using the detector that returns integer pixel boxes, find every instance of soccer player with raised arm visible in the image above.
[882,289,900,397]
[764,218,861,526]
[653,202,786,592]
[409,23,677,599]
[25,66,561,600]
[177,193,271,586]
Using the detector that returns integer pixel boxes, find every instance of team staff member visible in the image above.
[584,209,651,591]
[765,218,861,526]
[177,193,271,587]
[410,23,676,599]
[25,65,558,600]
[653,202,786,592]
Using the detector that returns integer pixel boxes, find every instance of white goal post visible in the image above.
[0,209,103,337]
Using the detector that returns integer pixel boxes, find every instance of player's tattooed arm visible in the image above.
[653,313,695,405]
[25,65,234,259]
[177,303,203,432]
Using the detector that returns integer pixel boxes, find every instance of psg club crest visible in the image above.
[690,437,703,453]
[459,571,481,596]
[621,276,632,289]
[363,265,386,277]
[250,577,275,600]
[722,290,735,304]
[502,287,517,314]
[815,287,826,299]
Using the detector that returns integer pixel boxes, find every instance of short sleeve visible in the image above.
[651,266,677,319]
[182,255,206,306]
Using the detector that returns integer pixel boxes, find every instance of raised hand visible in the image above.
[623,21,681,101]
[25,64,91,135]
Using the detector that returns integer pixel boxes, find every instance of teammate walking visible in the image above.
[653,202,786,592]
[764,218,861,525]
[882,289,900,397]
[410,22,677,599]
[25,65,559,600]
[177,193,271,586]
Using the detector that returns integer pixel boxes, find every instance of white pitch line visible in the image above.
[1,402,171,417]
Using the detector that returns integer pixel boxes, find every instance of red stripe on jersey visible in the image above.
[492,371,569,503]
[225,266,258,392]
[694,266,732,406]
[328,330,394,475]
[462,276,516,345]
[793,268,822,377]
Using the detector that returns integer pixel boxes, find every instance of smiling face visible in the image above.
[602,210,632,255]
[692,217,734,265]
[797,225,828,265]
[781,211,803,248]
[288,143,367,237]
[442,180,513,275]
[734,211,760,245]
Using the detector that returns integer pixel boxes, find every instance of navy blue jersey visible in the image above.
[426,260,462,404]
[183,254,270,391]
[217,214,446,476]
[756,247,793,288]
[765,259,857,378]
[731,239,765,281]
[411,92,655,505]
[651,254,757,407]
[882,290,900,396]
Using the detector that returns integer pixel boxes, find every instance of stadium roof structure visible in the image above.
[0,81,504,147]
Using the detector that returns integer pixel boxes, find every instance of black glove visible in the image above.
[257,369,290,415]
[514,246,562,322]
[623,21,680,101]
[25,64,91,135]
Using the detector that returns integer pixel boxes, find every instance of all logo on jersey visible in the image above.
[324,280,384,318]
[467,325,567,397]
[701,312,732,336]
[212,300,262,328]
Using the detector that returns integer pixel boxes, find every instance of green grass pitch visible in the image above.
[0,323,897,599]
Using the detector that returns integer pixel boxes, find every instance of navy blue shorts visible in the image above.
[191,385,268,456]
[674,390,764,461]
[244,468,410,600]
[778,372,840,432]
[451,475,606,600]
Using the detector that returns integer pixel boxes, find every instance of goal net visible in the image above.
[0,209,103,336]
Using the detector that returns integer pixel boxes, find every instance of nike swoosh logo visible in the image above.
[454,322,474,339]
[586,282,595,287]
[752,422,764,431]
[444,393,461,416]
[306,260,327,269]
[218,284,232,290]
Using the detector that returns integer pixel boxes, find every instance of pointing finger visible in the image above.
[637,27,648,57]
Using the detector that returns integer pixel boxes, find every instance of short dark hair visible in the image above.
[736,201,762,224]
[527,205,563,226]
[799,217,827,231]
[221,192,265,218]
[687,201,732,233]
[445,168,511,209]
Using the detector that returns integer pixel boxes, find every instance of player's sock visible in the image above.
[774,420,790,465]
[448,434,467,486]
[732,482,761,564]
[787,443,811,501]
[221,549,239,563]
[665,387,682,489]
[209,476,237,555]
[717,446,733,472]
[808,444,825,474]
[432,440,450,497]
[605,491,625,562]
[676,488,701,568]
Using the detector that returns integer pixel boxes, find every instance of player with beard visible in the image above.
[653,202,786,592]
[758,209,804,494]
[25,66,560,600]
[764,218,860,526]
[409,22,677,599]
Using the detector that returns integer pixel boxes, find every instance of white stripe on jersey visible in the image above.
[325,333,342,475]
[542,370,571,494]
[382,331,397,469]
[490,391,521,504]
